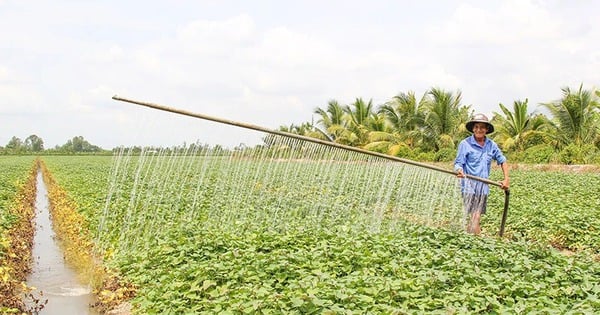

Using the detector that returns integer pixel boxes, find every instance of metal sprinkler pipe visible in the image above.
[112,95,510,235]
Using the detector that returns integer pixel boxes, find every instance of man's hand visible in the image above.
[499,178,510,190]
[456,169,465,178]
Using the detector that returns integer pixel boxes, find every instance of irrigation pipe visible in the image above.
[112,95,510,236]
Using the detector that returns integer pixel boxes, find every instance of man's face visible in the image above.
[473,123,488,137]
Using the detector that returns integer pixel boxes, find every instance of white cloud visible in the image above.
[82,45,125,63]
[257,27,330,67]
[432,0,561,45]
[133,49,162,73]
[0,67,44,113]
[177,14,255,42]
[0,65,7,80]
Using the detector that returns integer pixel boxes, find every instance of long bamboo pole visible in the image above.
[112,95,502,187]
[113,95,511,237]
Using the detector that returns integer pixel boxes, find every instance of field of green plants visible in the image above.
[34,155,600,314]
[0,156,35,248]
[0,156,37,312]
[484,166,600,253]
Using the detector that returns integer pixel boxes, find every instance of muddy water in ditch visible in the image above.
[27,171,98,314]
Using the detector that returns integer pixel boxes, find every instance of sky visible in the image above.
[1,0,599,149]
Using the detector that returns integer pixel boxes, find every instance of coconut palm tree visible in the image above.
[421,88,468,151]
[342,98,380,147]
[364,91,426,156]
[379,91,426,147]
[277,122,329,140]
[313,100,346,142]
[541,85,600,148]
[379,91,425,131]
[492,99,537,151]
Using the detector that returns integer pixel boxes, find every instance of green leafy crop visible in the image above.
[41,156,600,314]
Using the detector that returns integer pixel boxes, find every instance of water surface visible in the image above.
[27,171,98,314]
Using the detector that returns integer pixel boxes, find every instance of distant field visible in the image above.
[0,156,37,312]
[0,156,36,236]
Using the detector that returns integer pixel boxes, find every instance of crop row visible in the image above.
[0,156,36,236]
[0,156,38,313]
[485,168,600,253]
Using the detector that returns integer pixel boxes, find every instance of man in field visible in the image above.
[454,113,510,235]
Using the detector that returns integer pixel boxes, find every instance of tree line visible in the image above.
[277,84,600,165]
[0,135,107,155]
[2,84,598,163]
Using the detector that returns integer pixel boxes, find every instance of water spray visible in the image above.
[112,95,510,237]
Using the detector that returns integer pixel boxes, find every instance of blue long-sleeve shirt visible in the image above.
[454,135,506,195]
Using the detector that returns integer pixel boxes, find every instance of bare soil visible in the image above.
[510,163,600,173]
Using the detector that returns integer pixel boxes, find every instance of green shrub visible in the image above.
[434,148,456,162]
[518,144,556,164]
[558,143,598,164]
[416,151,435,162]
[393,145,415,159]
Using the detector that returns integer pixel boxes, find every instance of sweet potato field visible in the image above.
[484,166,600,253]
[3,155,600,313]
[0,156,37,313]
[0,156,35,237]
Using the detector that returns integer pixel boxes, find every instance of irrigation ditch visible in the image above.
[37,160,135,314]
[1,159,134,314]
[27,169,97,314]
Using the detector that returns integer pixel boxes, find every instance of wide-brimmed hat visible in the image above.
[466,113,494,134]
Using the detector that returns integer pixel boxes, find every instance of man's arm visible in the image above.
[499,162,509,190]
[454,141,466,177]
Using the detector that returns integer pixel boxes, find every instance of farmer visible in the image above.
[454,113,509,235]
